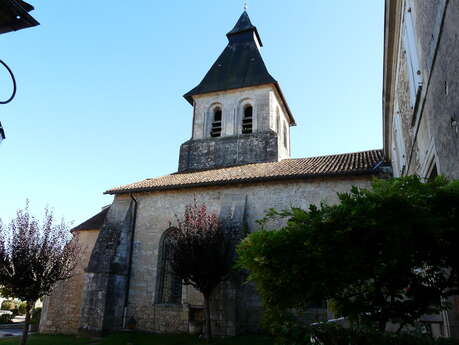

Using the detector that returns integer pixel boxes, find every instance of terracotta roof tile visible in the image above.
[105,149,384,195]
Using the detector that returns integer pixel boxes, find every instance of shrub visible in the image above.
[18,301,27,315]
[237,177,459,331]
[271,322,459,345]
[1,300,16,311]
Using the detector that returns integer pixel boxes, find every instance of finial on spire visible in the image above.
[244,1,248,11]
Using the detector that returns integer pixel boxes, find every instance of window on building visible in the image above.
[276,107,280,132]
[242,104,253,134]
[403,1,423,111]
[283,122,288,149]
[155,228,182,304]
[210,107,222,137]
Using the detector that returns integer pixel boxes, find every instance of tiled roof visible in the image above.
[72,207,109,232]
[105,149,384,195]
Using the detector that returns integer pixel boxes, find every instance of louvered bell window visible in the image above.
[242,105,253,134]
[211,108,222,137]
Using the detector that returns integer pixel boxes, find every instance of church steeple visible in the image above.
[226,10,263,46]
[179,11,295,172]
[184,11,288,114]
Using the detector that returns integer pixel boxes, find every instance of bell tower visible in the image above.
[179,11,296,172]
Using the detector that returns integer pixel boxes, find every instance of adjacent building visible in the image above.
[383,0,459,337]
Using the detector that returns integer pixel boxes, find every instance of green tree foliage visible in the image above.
[237,176,459,331]
[273,322,459,345]
[18,301,27,315]
[0,299,15,311]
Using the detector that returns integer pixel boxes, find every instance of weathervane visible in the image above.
[244,1,248,11]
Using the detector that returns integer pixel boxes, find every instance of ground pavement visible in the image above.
[0,315,26,337]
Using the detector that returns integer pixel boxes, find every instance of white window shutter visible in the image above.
[392,105,406,175]
[403,1,423,109]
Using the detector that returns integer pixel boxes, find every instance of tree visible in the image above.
[237,176,459,333]
[0,203,80,345]
[168,202,240,339]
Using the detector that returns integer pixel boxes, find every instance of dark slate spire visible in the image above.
[184,11,276,102]
[183,11,295,125]
[226,11,263,46]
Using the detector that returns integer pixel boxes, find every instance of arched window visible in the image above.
[155,228,182,304]
[210,107,222,137]
[242,104,253,134]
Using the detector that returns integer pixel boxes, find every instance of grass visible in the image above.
[0,332,275,345]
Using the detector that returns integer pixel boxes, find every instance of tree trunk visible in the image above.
[204,293,212,340]
[378,319,387,333]
[20,301,33,345]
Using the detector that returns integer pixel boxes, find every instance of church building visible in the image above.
[39,11,385,336]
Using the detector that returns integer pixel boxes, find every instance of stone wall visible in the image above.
[178,131,279,172]
[421,1,459,180]
[41,175,378,336]
[179,84,291,172]
[39,229,99,334]
[119,175,375,335]
[391,0,459,180]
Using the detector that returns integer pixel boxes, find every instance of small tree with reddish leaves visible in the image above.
[168,202,240,339]
[0,203,79,345]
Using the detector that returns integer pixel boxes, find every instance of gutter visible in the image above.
[122,193,138,328]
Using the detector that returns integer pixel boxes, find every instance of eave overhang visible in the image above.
[0,0,39,35]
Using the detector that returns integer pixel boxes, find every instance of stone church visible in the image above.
[40,11,385,335]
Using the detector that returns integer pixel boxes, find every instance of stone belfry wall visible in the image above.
[179,130,279,172]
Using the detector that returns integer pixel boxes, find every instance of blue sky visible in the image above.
[0,1,384,226]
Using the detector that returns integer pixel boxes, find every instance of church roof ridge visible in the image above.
[105,149,384,195]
